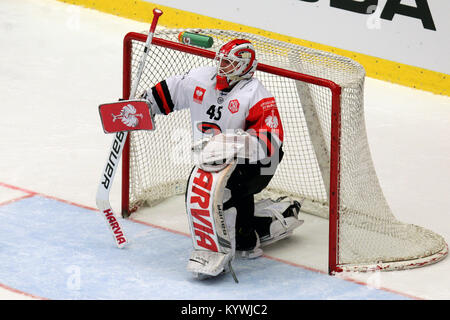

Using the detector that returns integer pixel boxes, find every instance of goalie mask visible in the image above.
[215,39,258,91]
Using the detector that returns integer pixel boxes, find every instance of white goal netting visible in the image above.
[124,29,447,272]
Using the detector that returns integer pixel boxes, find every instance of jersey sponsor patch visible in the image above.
[228,99,240,114]
[259,97,277,110]
[193,86,206,104]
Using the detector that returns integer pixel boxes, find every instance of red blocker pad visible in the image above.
[99,99,154,133]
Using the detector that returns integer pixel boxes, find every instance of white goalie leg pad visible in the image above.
[254,198,304,247]
[185,162,237,278]
[188,207,236,278]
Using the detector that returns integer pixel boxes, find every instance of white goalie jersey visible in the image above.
[144,66,284,162]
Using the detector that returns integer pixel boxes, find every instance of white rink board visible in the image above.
[144,0,450,74]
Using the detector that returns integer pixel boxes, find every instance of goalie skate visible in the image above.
[236,199,303,259]
[255,198,303,247]
[236,231,263,259]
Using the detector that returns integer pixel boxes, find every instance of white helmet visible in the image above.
[214,39,258,91]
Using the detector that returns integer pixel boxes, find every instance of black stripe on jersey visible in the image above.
[259,131,271,158]
[159,80,175,113]
[257,131,281,158]
[151,85,166,115]
[151,80,175,115]
[248,131,268,158]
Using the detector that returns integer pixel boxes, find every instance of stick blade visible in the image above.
[99,100,154,133]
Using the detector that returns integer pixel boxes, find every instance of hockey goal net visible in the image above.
[121,29,447,274]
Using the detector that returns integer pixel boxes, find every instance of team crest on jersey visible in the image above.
[193,86,206,104]
[265,115,279,129]
[228,99,240,114]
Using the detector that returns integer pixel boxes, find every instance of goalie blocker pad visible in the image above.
[185,163,237,277]
[98,99,155,133]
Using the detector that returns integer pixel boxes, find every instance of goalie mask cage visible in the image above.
[121,29,447,274]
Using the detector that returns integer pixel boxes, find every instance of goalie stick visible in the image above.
[95,8,163,248]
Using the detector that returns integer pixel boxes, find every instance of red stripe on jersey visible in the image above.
[251,130,273,157]
[245,97,284,157]
[155,82,172,115]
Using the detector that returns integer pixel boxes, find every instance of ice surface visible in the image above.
[0,0,449,300]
